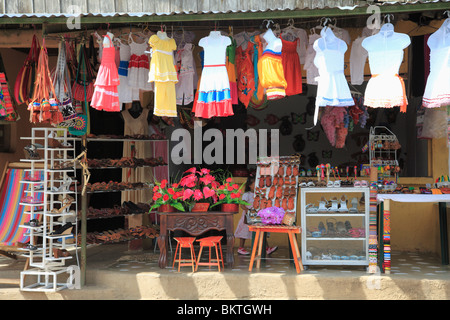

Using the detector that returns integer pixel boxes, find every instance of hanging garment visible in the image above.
[175,43,196,105]
[320,106,348,149]
[281,26,308,64]
[422,18,450,108]
[72,44,95,102]
[226,36,239,105]
[248,35,267,109]
[128,35,153,96]
[313,27,354,125]
[281,38,303,96]
[117,41,136,105]
[193,31,233,118]
[350,37,368,85]
[148,33,178,117]
[149,123,168,182]
[121,107,153,204]
[304,33,321,85]
[236,42,255,107]
[91,34,121,112]
[362,23,410,112]
[258,29,287,100]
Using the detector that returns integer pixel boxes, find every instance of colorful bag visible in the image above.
[28,39,64,125]
[52,40,77,127]
[72,44,95,102]
[14,34,40,105]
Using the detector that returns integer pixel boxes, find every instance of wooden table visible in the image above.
[248,224,304,274]
[156,211,238,269]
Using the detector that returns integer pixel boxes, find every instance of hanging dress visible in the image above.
[193,31,233,118]
[249,35,268,110]
[128,35,153,98]
[117,41,134,105]
[175,43,196,106]
[226,36,239,105]
[422,19,450,108]
[148,33,178,117]
[257,29,287,100]
[313,27,354,125]
[236,42,255,107]
[281,38,303,96]
[362,24,410,112]
[121,107,153,204]
[90,34,121,112]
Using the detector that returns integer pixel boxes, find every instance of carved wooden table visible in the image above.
[156,211,238,269]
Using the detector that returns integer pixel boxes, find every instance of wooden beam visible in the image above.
[0,2,448,25]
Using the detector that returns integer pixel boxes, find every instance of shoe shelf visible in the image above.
[300,187,370,267]
[247,155,301,224]
[19,128,80,292]
[20,266,77,292]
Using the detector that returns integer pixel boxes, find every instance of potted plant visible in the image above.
[178,167,219,212]
[210,177,251,212]
[150,179,185,212]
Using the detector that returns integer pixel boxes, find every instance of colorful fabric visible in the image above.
[236,43,255,107]
[257,49,287,100]
[0,169,43,246]
[91,35,121,112]
[281,38,303,96]
[148,35,178,83]
[226,36,238,105]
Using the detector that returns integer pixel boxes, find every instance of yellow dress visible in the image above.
[148,34,178,117]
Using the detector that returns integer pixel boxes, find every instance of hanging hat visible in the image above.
[68,114,87,136]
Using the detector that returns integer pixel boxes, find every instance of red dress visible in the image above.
[91,35,120,112]
[281,38,302,96]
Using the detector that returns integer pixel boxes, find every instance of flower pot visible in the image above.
[158,204,176,213]
[191,202,210,212]
[221,203,239,212]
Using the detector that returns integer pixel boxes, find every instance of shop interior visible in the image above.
[0,7,449,293]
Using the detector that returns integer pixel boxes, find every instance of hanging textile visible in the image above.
[313,27,354,125]
[28,39,64,125]
[72,43,95,102]
[362,22,410,112]
[52,40,77,127]
[148,32,178,117]
[422,18,450,108]
[91,34,121,112]
[193,31,233,118]
[14,34,40,105]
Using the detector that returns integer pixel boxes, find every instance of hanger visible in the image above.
[263,19,274,29]
[407,15,438,35]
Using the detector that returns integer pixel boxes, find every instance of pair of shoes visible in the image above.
[237,247,250,255]
[53,248,71,258]
[50,222,73,236]
[24,144,41,160]
[266,246,278,255]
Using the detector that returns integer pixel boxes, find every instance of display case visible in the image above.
[300,187,370,267]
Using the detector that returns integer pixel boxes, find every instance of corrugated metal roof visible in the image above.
[0,0,447,22]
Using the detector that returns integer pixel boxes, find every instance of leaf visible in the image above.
[171,202,185,212]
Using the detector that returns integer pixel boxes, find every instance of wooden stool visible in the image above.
[248,224,304,273]
[172,237,196,272]
[195,236,224,271]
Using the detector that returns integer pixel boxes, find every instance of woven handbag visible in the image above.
[72,44,94,102]
[14,34,40,105]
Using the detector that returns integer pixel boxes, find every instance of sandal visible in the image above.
[306,203,318,213]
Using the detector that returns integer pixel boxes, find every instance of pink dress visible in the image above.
[91,35,120,112]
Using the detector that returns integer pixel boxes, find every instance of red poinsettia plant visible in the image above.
[150,179,186,212]
[178,167,220,210]
[210,177,250,208]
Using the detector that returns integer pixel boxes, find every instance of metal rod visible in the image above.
[80,135,87,286]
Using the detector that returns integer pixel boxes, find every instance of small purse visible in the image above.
[282,211,296,226]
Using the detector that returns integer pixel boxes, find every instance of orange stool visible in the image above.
[195,236,224,271]
[173,237,197,272]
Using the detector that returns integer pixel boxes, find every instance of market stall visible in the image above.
[0,0,449,292]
